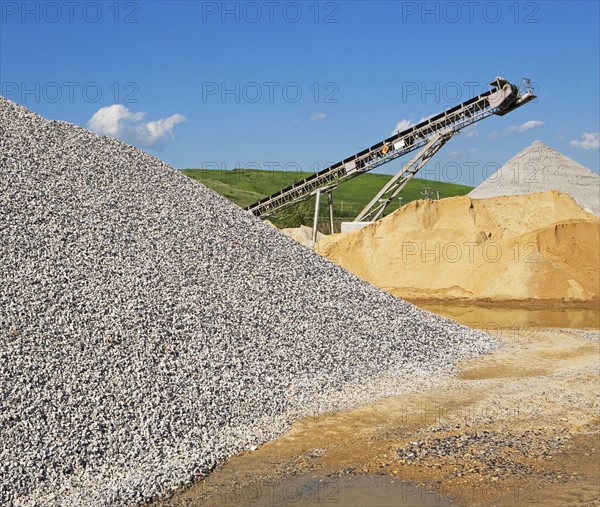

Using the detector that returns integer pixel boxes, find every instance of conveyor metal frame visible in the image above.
[246,77,536,221]
[354,131,451,222]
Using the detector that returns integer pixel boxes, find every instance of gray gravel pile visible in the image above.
[468,140,600,215]
[0,96,499,506]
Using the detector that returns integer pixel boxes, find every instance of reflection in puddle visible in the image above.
[414,303,599,330]
[236,475,451,507]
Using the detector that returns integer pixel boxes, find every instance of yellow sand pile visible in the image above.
[316,191,599,305]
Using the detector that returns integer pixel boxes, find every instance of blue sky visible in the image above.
[1,0,599,186]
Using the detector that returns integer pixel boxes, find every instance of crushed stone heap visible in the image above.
[280,224,325,247]
[0,97,498,506]
[468,141,600,215]
[317,191,599,305]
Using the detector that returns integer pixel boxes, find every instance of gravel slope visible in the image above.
[0,97,499,506]
[468,140,600,216]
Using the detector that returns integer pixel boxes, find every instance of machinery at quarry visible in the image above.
[3,76,599,507]
[246,76,536,239]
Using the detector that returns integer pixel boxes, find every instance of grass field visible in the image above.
[181,168,473,229]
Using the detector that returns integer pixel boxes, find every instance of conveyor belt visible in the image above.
[246,77,535,218]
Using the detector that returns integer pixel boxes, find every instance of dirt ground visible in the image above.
[157,326,599,507]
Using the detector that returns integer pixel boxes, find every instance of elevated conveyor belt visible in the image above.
[246,77,535,218]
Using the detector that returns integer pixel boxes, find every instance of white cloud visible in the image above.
[87,104,187,150]
[391,119,414,135]
[87,104,145,136]
[310,112,326,121]
[569,132,600,150]
[489,120,544,139]
[516,120,544,133]
[448,148,478,159]
[461,127,479,138]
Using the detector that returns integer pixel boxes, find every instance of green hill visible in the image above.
[180,168,473,231]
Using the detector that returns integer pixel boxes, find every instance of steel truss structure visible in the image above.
[246,77,535,224]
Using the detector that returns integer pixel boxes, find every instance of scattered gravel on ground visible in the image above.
[0,97,499,506]
[388,328,599,490]
[546,328,600,342]
[395,429,571,479]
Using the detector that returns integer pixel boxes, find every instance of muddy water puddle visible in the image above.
[225,475,451,507]
[414,303,599,329]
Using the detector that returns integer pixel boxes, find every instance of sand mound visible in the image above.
[469,141,600,215]
[317,191,599,305]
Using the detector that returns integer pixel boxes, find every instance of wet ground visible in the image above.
[415,303,600,330]
[156,322,599,507]
[193,475,451,507]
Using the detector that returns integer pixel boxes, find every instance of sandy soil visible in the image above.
[156,327,599,507]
